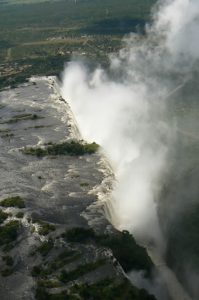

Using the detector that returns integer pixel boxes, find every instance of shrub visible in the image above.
[97,230,153,275]
[5,113,41,124]
[63,227,153,276]
[35,286,49,300]
[59,260,105,283]
[31,264,53,278]
[47,249,79,272]
[35,286,76,300]
[22,141,99,157]
[0,196,25,208]
[0,210,9,224]
[71,278,156,300]
[23,147,47,157]
[37,239,54,256]
[80,182,89,187]
[16,211,24,218]
[2,255,14,266]
[1,268,14,277]
[37,279,61,289]
[64,227,95,243]
[0,221,20,245]
[32,265,43,277]
[37,222,56,236]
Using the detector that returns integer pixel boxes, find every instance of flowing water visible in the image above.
[0,76,194,300]
[0,77,114,299]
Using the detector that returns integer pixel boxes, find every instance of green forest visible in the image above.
[0,0,155,89]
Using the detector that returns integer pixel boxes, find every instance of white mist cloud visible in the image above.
[155,0,199,62]
[61,0,199,253]
[62,60,169,249]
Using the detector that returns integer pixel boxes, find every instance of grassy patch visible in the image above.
[37,239,54,256]
[64,227,95,243]
[35,278,156,300]
[37,279,61,289]
[1,113,42,124]
[80,182,90,187]
[16,211,24,218]
[0,196,25,208]
[31,265,45,277]
[36,221,56,236]
[22,141,99,157]
[0,210,9,224]
[35,286,73,300]
[59,259,106,283]
[32,217,56,235]
[0,129,11,133]
[97,230,153,275]
[1,133,14,138]
[24,125,52,130]
[31,264,59,278]
[64,227,153,275]
[31,265,53,278]
[32,249,79,278]
[2,255,14,266]
[71,278,156,300]
[1,268,14,277]
[0,221,20,245]
[47,249,80,272]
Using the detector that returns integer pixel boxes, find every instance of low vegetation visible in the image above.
[72,278,156,300]
[63,227,96,243]
[16,211,24,218]
[47,249,80,272]
[22,141,99,157]
[31,249,80,278]
[30,226,155,299]
[31,265,52,278]
[1,256,14,277]
[36,239,54,257]
[1,268,14,277]
[0,210,9,224]
[1,113,41,124]
[97,230,153,275]
[31,265,45,278]
[64,227,153,275]
[2,255,14,266]
[59,260,106,283]
[0,196,25,208]
[31,217,56,235]
[37,279,61,289]
[1,133,14,138]
[80,182,90,187]
[35,286,75,300]
[0,221,20,246]
[0,128,11,133]
[36,221,56,236]
[35,277,156,300]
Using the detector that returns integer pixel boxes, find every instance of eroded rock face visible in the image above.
[0,77,155,300]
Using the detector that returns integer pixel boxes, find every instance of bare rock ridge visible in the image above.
[0,77,155,300]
